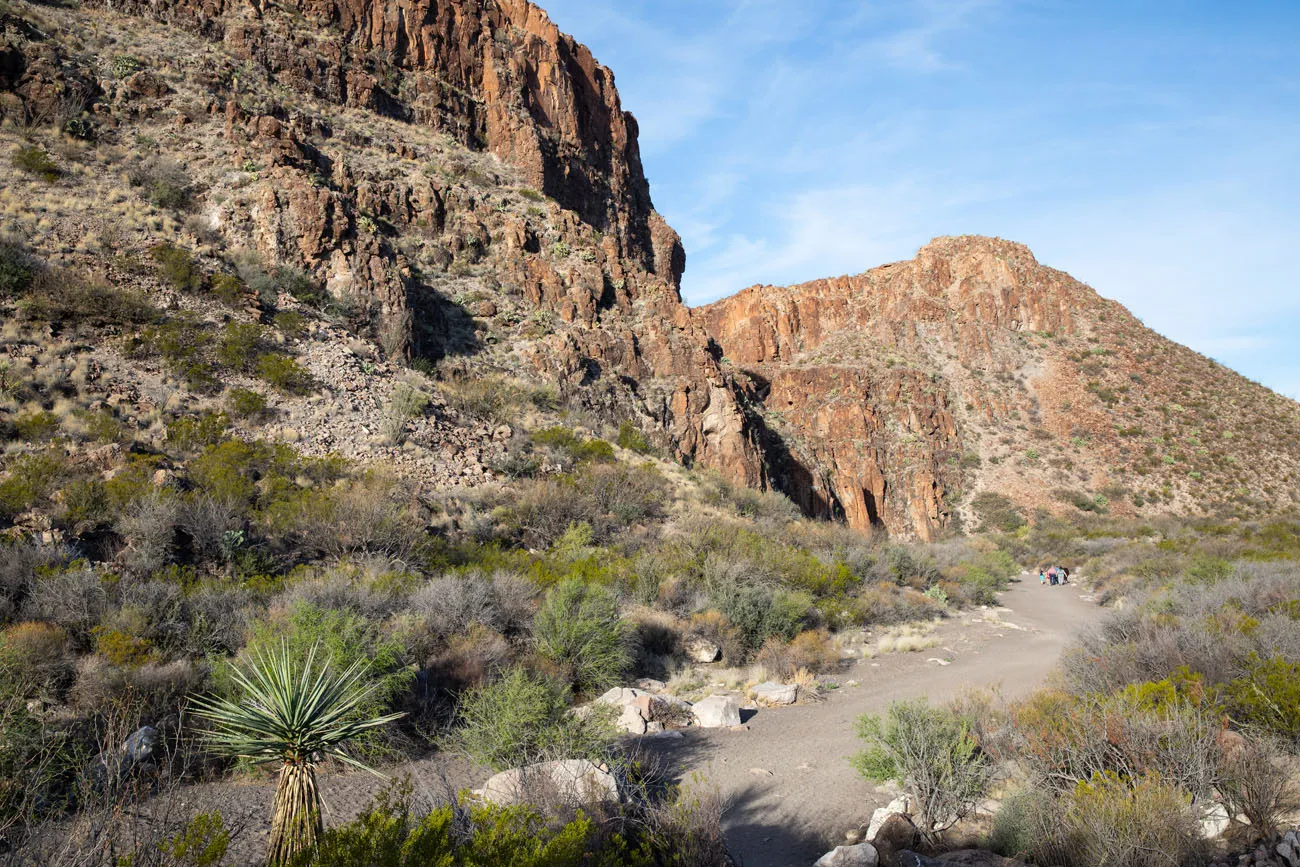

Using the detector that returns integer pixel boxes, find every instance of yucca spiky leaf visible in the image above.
[191,641,404,774]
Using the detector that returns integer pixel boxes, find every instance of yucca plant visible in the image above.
[191,642,404,866]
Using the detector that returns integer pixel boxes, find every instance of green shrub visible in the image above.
[111,54,142,78]
[852,698,992,843]
[11,146,60,182]
[453,666,614,772]
[0,451,67,522]
[439,376,529,425]
[533,579,629,695]
[530,427,615,467]
[216,321,265,371]
[210,273,244,306]
[713,585,812,656]
[616,421,653,454]
[1054,772,1202,867]
[10,410,60,442]
[0,237,35,296]
[163,811,230,867]
[273,310,308,339]
[167,411,230,453]
[295,793,639,867]
[227,388,270,420]
[256,353,313,394]
[1223,654,1300,740]
[150,243,202,291]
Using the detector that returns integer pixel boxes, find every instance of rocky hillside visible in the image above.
[0,0,762,495]
[700,236,1300,538]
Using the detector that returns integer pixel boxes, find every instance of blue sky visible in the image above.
[539,0,1300,400]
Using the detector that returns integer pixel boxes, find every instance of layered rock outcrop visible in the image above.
[701,235,1300,537]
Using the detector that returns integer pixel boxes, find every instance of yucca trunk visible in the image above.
[267,758,323,867]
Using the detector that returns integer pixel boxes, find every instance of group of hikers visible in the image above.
[1039,565,1071,586]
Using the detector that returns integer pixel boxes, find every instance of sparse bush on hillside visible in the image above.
[18,270,158,329]
[130,158,193,210]
[0,237,36,296]
[971,491,1025,533]
[256,352,313,395]
[151,243,203,291]
[11,146,60,182]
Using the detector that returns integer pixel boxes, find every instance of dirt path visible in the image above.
[62,576,1098,866]
[645,575,1103,867]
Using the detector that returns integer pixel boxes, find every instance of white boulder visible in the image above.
[684,636,721,663]
[692,694,742,728]
[477,759,619,807]
[866,795,912,842]
[751,681,798,706]
[814,843,879,867]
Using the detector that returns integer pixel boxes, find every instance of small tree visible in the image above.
[852,698,993,843]
[192,642,403,866]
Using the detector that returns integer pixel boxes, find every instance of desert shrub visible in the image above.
[584,462,668,527]
[616,421,653,454]
[439,375,529,424]
[0,450,67,522]
[756,629,839,679]
[116,491,181,575]
[11,146,60,181]
[0,236,35,296]
[453,666,614,771]
[150,243,203,291]
[294,793,641,867]
[129,158,193,210]
[1217,734,1299,837]
[162,811,230,867]
[93,624,155,667]
[530,427,615,468]
[854,581,943,625]
[382,381,430,445]
[166,411,230,453]
[256,352,313,394]
[10,410,60,442]
[226,387,270,420]
[71,657,207,721]
[508,478,599,548]
[1059,772,1203,867]
[1222,653,1300,741]
[533,579,629,695]
[273,310,308,338]
[267,476,422,561]
[111,54,142,78]
[971,491,1025,533]
[700,472,801,521]
[176,493,243,566]
[410,573,533,640]
[18,270,157,329]
[1008,688,1222,803]
[0,541,71,626]
[209,272,244,306]
[852,698,993,843]
[711,584,812,657]
[215,321,265,371]
[0,621,72,699]
[26,569,115,649]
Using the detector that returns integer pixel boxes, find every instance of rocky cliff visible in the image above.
[700,236,1300,538]
[1,0,764,484]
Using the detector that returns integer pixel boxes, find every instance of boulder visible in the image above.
[1198,802,1230,839]
[751,681,798,706]
[692,694,741,728]
[814,843,879,867]
[477,759,619,807]
[684,636,721,663]
[870,813,919,865]
[867,795,913,841]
